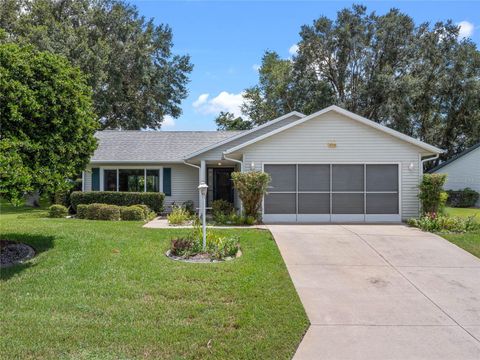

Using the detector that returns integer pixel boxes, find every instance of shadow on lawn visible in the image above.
[1,233,55,280]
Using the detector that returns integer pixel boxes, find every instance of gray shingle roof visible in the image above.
[92,130,245,162]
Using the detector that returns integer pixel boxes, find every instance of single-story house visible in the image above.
[430,142,480,207]
[83,105,443,223]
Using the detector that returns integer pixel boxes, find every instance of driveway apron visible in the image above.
[267,224,480,360]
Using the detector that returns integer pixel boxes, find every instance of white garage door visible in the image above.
[263,164,400,223]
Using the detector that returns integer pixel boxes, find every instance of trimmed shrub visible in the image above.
[120,206,145,221]
[167,205,191,225]
[70,191,164,213]
[446,188,479,208]
[418,174,448,214]
[232,171,271,219]
[85,203,121,221]
[48,204,68,218]
[212,199,233,217]
[76,204,88,219]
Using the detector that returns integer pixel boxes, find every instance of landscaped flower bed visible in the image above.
[166,225,241,262]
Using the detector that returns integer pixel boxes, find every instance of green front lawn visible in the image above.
[0,203,308,359]
[444,206,480,222]
[442,207,480,258]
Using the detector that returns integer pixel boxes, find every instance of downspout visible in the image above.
[420,154,440,178]
[222,153,243,171]
[223,152,244,213]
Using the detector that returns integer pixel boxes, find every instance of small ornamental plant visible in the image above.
[231,171,271,220]
[418,174,448,214]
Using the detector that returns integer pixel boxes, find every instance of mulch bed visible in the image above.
[0,240,36,268]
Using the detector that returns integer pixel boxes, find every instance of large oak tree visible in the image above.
[241,5,480,161]
[1,0,192,130]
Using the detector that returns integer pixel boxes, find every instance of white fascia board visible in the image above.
[224,105,444,155]
[182,111,305,160]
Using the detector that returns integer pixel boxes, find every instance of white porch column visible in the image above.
[199,160,206,210]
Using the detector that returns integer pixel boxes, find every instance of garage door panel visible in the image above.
[263,163,400,222]
[264,193,296,214]
[332,193,364,214]
[298,165,330,191]
[366,193,399,214]
[298,193,330,214]
[366,165,398,191]
[332,165,364,191]
[265,165,296,192]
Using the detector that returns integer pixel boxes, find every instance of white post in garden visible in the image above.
[198,182,208,251]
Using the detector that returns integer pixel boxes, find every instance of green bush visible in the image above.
[167,205,191,225]
[407,213,479,233]
[48,204,68,218]
[212,199,233,216]
[232,171,270,220]
[212,211,257,226]
[76,204,88,219]
[70,191,164,213]
[85,203,121,221]
[418,174,448,214]
[120,206,145,221]
[446,188,479,208]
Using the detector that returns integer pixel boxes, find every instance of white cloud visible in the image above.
[193,91,245,118]
[252,64,260,72]
[193,93,209,108]
[162,115,175,127]
[289,44,299,56]
[458,21,474,38]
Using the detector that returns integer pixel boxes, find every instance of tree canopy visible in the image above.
[1,0,192,130]
[241,5,480,160]
[0,43,98,205]
[215,111,252,131]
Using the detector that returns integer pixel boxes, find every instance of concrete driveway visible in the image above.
[267,224,480,360]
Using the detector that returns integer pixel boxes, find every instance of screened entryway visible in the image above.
[263,164,400,223]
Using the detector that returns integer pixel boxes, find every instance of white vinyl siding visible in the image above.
[189,114,303,161]
[434,147,480,207]
[82,163,200,211]
[237,112,423,220]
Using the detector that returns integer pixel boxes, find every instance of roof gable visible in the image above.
[224,105,444,155]
[182,111,305,159]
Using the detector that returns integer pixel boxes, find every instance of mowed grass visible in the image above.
[444,206,480,222]
[0,203,308,359]
[442,207,480,258]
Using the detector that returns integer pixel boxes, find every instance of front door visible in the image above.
[212,168,234,204]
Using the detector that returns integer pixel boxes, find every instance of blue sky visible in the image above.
[132,1,480,131]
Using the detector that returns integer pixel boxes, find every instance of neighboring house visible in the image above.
[83,105,443,223]
[430,143,480,207]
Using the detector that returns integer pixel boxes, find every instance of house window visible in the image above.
[104,170,117,191]
[119,169,144,192]
[102,168,163,192]
[146,170,160,192]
